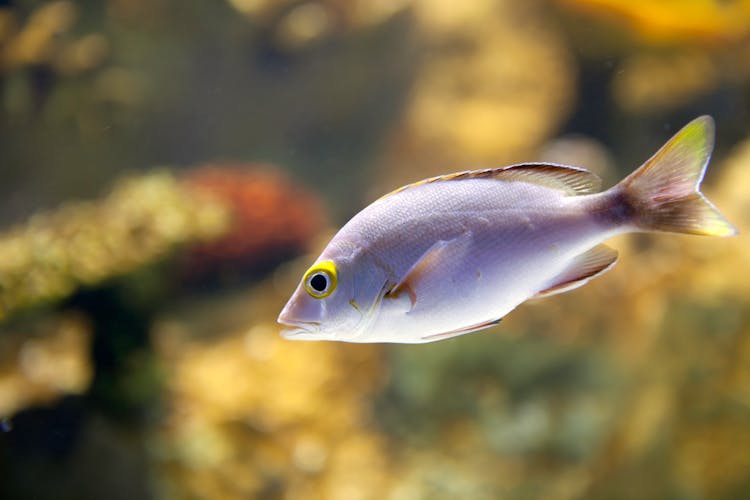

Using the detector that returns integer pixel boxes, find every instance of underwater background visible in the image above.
[1,1,749,499]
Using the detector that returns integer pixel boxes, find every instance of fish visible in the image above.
[278,116,737,343]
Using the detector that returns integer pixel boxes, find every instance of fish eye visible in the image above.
[303,260,338,299]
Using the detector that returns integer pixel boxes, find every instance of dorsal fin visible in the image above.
[496,163,602,194]
[378,163,601,201]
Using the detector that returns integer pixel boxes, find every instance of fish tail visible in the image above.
[616,115,737,237]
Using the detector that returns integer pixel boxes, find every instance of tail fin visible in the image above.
[618,115,737,237]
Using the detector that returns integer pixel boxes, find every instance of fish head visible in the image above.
[278,241,388,341]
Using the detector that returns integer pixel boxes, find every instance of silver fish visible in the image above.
[278,116,736,343]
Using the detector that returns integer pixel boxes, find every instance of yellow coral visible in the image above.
[150,280,390,499]
[0,312,92,416]
[376,0,574,192]
[0,172,228,321]
[556,0,750,45]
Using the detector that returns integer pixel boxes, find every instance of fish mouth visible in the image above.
[277,318,320,339]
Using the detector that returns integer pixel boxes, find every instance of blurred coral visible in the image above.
[555,0,750,45]
[0,1,109,75]
[180,164,326,284]
[149,276,390,499]
[0,0,417,222]
[0,1,749,499]
[375,0,575,193]
[611,48,750,113]
[612,51,719,113]
[677,135,750,300]
[0,172,228,321]
[226,0,411,50]
[0,312,92,417]
[555,0,750,118]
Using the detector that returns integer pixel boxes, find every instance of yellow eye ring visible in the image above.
[303,260,338,299]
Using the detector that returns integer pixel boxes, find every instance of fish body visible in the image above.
[278,116,736,343]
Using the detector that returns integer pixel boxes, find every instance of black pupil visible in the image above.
[310,273,328,292]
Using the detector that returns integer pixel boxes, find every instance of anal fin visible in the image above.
[534,244,618,298]
[421,318,503,342]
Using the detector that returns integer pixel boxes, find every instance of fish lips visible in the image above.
[277,317,321,340]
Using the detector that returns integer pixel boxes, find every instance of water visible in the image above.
[0,1,749,499]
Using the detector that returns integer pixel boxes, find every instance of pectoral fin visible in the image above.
[534,244,618,298]
[385,233,472,309]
